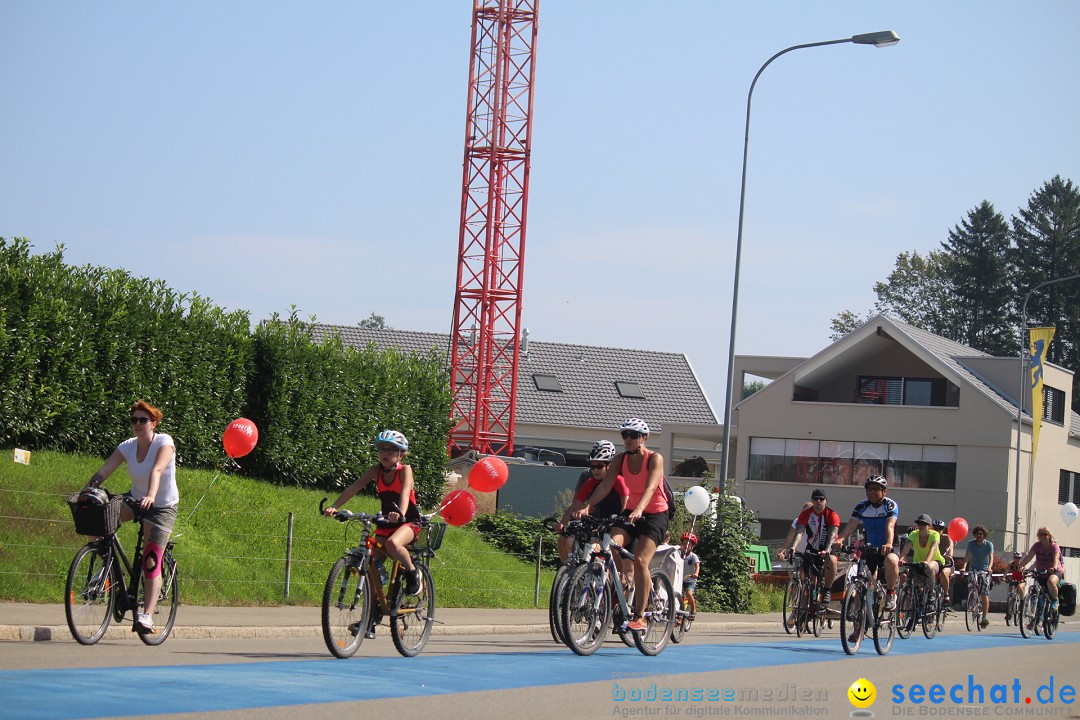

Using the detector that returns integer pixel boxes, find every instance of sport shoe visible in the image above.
[1049,599,1059,611]
[847,630,860,643]
[403,569,421,595]
[627,617,647,633]
[884,592,897,611]
[979,618,990,629]
[133,612,154,634]
[365,623,376,640]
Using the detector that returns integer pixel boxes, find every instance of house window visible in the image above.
[747,437,956,489]
[1043,386,1066,424]
[533,374,562,392]
[1060,469,1080,505]
[615,381,645,399]
[856,376,947,406]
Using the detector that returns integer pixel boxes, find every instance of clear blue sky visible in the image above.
[3,2,1078,412]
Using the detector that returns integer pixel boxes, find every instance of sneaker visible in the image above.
[365,623,376,640]
[847,630,861,643]
[1049,599,1059,611]
[979,618,990,629]
[133,613,154,634]
[627,617,647,633]
[687,613,697,621]
[403,569,421,595]
[884,592,897,611]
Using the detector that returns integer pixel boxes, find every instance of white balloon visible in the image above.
[1062,502,1078,528]
[683,485,711,516]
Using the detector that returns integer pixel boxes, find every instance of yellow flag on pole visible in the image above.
[1028,327,1055,464]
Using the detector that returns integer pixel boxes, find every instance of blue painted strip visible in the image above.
[2,631,1076,720]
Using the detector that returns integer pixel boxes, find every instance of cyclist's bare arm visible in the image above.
[323,469,377,516]
[88,450,125,487]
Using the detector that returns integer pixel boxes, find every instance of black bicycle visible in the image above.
[895,561,943,640]
[64,490,180,645]
[1019,569,1060,640]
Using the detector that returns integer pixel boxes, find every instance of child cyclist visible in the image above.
[323,430,423,598]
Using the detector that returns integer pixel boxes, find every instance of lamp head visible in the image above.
[851,30,900,48]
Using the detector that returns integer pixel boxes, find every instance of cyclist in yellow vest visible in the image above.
[903,513,946,590]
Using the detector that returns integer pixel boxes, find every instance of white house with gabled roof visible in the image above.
[729,315,1080,577]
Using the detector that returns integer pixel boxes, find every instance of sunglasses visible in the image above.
[621,431,643,440]
[130,416,152,425]
[589,463,607,471]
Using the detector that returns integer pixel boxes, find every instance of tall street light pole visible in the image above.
[1011,272,1080,551]
[718,31,900,489]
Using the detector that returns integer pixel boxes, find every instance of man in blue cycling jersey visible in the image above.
[836,475,900,611]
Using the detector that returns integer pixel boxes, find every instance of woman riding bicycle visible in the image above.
[86,399,178,635]
[577,418,668,634]
[1017,527,1066,612]
[323,430,423,596]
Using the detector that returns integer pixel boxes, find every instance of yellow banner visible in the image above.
[1029,327,1055,464]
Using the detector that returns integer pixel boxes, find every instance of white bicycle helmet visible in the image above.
[619,418,650,435]
[374,430,408,450]
[864,475,887,488]
[587,440,616,463]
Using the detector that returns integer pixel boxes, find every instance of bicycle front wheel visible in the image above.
[321,557,370,658]
[1005,592,1019,626]
[392,562,435,657]
[670,594,686,644]
[634,569,675,656]
[964,588,978,632]
[840,582,865,656]
[549,565,571,644]
[873,598,896,655]
[65,543,115,645]
[1044,604,1058,640]
[560,563,610,656]
[794,580,811,638]
[138,552,180,646]
[922,589,939,639]
[1019,592,1038,639]
[781,577,799,634]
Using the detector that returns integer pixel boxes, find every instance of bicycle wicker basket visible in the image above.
[66,492,124,536]
[417,521,447,552]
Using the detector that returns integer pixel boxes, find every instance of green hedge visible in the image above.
[1,238,453,503]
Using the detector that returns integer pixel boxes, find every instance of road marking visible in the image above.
[2,631,1076,719]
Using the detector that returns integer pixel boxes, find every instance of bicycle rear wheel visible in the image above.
[138,552,179,646]
[840,582,865,655]
[561,564,611,656]
[65,543,115,645]
[321,557,370,658]
[781,577,799,634]
[1019,592,1038,639]
[633,570,674,656]
[392,562,435,657]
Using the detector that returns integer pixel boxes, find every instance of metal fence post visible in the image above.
[285,512,294,599]
[534,532,543,607]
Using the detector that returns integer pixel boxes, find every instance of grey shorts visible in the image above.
[123,495,177,545]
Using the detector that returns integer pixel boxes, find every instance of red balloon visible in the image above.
[440,490,477,527]
[223,418,259,458]
[947,517,969,543]
[469,456,509,492]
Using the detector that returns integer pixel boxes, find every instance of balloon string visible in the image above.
[177,455,239,534]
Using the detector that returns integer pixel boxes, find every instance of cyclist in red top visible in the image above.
[553,440,629,561]
[323,430,423,596]
[793,489,841,611]
[579,418,668,633]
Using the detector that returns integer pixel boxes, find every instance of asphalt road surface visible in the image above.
[2,626,1078,719]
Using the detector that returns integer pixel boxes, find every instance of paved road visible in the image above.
[2,620,1077,720]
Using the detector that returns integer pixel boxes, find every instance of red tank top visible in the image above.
[621,448,668,514]
[376,464,420,522]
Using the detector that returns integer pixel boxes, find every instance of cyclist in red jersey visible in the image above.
[323,430,423,597]
[790,489,841,611]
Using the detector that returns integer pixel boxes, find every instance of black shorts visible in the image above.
[621,511,669,549]
[862,546,894,577]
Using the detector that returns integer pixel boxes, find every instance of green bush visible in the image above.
[690,482,758,613]
[474,510,560,569]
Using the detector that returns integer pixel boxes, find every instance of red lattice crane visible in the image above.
[448,0,539,456]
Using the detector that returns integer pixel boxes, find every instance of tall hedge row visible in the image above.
[1,238,453,503]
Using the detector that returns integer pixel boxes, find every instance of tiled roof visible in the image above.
[308,324,719,431]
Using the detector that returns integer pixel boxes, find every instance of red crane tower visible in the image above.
[448,0,539,456]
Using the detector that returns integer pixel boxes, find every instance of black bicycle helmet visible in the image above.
[78,487,109,507]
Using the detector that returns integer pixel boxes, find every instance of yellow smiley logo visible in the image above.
[848,678,876,709]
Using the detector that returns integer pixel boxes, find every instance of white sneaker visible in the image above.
[133,612,155,634]
[884,593,897,611]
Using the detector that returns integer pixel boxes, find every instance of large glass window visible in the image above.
[856,375,947,406]
[748,437,956,489]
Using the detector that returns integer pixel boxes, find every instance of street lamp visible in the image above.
[1011,272,1080,550]
[717,31,899,489]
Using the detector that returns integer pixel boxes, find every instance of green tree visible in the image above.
[872,250,959,336]
[358,312,389,329]
[1012,175,1080,407]
[692,482,757,612]
[942,200,1015,355]
[829,309,871,341]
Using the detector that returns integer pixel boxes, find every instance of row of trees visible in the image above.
[0,238,453,505]
[832,175,1080,410]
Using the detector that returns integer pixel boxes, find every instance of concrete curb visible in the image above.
[0,621,780,643]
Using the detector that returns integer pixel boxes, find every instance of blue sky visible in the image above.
[2,2,1078,412]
